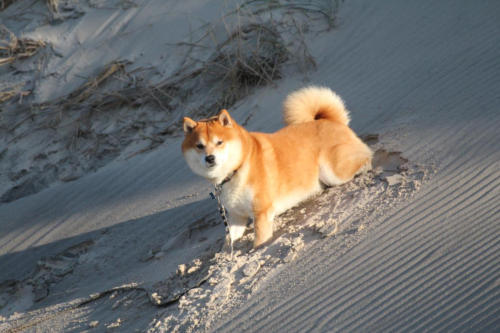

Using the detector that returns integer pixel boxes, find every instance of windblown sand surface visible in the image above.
[1,0,499,332]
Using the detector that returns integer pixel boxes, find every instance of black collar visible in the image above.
[216,169,238,189]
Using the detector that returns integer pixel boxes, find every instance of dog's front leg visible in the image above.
[254,210,273,248]
[222,214,248,258]
[227,213,248,243]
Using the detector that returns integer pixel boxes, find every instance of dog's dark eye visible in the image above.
[196,143,205,150]
[216,140,223,146]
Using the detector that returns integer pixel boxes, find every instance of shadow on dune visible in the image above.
[0,197,223,316]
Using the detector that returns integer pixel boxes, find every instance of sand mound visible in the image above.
[148,138,431,332]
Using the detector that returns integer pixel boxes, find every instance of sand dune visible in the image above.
[1,0,499,332]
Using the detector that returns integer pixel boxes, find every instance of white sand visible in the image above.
[1,0,499,332]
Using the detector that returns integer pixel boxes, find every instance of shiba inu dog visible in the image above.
[182,86,372,248]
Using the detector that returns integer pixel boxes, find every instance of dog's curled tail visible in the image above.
[283,86,350,126]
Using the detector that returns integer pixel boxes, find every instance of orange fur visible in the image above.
[182,86,372,248]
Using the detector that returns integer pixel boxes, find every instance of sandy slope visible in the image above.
[1,0,499,332]
[211,0,500,331]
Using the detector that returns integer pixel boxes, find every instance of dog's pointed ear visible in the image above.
[218,109,232,127]
[183,117,197,133]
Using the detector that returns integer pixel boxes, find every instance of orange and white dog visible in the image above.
[182,86,372,248]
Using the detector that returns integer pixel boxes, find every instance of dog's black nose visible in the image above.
[205,155,215,164]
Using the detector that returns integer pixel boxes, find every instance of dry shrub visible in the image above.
[202,22,288,107]
[22,20,294,131]
[0,25,45,66]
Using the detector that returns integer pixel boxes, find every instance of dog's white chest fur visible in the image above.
[220,179,254,218]
[218,163,254,218]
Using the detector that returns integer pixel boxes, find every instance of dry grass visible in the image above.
[200,22,289,107]
[46,0,58,14]
[63,61,127,106]
[0,84,30,104]
[0,25,45,66]
[178,0,342,114]
[2,0,341,132]
[3,1,334,131]
[242,0,342,29]
[0,89,17,103]
[86,69,179,113]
